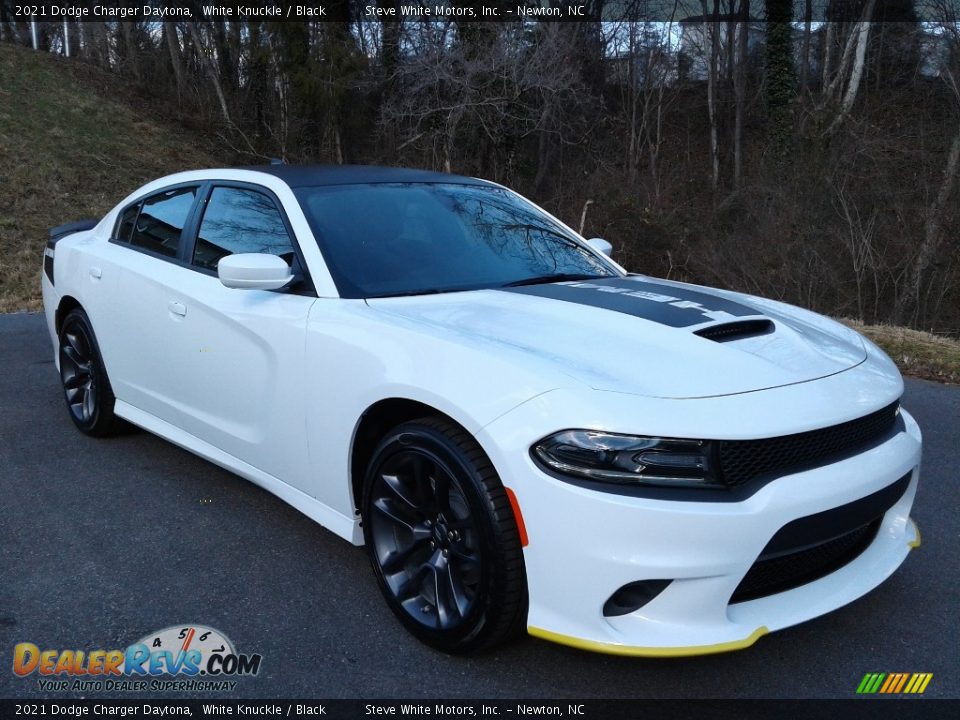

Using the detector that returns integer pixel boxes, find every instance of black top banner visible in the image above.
[0,699,957,720]
[7,0,957,23]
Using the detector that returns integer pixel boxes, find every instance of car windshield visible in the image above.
[294,183,619,298]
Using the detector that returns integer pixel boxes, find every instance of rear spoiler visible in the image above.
[45,218,99,286]
[48,218,99,248]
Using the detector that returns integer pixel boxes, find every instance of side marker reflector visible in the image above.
[504,487,528,547]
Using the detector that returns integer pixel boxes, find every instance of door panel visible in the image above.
[106,180,317,493]
[152,267,314,491]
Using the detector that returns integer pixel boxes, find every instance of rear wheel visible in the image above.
[361,417,527,654]
[58,308,123,436]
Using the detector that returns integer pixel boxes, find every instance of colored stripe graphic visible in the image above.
[879,674,896,693]
[857,672,932,694]
[893,673,910,693]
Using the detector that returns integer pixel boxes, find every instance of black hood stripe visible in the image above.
[499,277,764,328]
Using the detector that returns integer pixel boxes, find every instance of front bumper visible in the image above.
[478,388,921,656]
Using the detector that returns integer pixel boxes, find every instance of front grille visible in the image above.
[730,472,910,603]
[718,401,900,486]
[730,519,881,603]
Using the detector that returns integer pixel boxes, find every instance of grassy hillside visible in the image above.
[1,41,957,384]
[843,321,960,386]
[0,42,222,312]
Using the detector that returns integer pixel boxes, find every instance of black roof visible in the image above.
[242,164,494,188]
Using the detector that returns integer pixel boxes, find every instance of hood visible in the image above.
[366,275,867,399]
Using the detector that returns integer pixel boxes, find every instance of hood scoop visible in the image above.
[695,318,775,343]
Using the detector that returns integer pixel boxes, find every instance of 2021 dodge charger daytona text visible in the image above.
[41,165,922,656]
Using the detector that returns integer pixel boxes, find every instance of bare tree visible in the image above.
[733,0,749,188]
[701,0,721,191]
[824,0,877,135]
[896,65,960,323]
[163,22,184,92]
[799,0,813,91]
[187,22,231,125]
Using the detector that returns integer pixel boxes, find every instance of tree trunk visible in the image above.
[825,0,877,136]
[626,22,639,183]
[211,20,235,95]
[821,21,835,91]
[533,105,554,195]
[92,22,111,70]
[701,1,720,192]
[765,0,795,155]
[800,0,812,91]
[119,22,140,80]
[733,0,749,189]
[379,0,402,76]
[0,4,9,42]
[896,123,960,323]
[163,23,184,91]
[187,22,232,125]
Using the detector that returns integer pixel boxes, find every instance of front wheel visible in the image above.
[361,417,527,654]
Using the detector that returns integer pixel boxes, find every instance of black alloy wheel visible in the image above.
[58,308,122,436]
[362,417,527,654]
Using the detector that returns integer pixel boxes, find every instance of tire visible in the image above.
[361,417,528,654]
[58,308,123,437]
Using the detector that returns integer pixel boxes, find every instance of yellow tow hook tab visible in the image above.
[908,519,921,549]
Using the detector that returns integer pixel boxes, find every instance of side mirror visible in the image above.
[586,237,613,258]
[218,253,293,290]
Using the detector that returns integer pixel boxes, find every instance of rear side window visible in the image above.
[193,187,296,271]
[129,187,198,258]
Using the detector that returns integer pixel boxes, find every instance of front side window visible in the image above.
[193,187,296,271]
[129,187,198,258]
[294,183,618,298]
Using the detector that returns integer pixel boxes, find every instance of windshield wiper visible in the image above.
[366,288,447,298]
[500,273,611,288]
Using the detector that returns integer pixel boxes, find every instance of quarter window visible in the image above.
[115,203,140,242]
[129,187,198,258]
[193,187,296,271]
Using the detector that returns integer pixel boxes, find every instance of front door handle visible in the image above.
[168,301,187,317]
[89,267,102,279]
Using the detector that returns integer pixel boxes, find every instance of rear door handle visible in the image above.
[168,301,187,317]
[89,267,102,279]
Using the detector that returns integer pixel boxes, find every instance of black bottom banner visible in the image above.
[0,699,955,720]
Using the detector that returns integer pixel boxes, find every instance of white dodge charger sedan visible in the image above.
[41,165,921,656]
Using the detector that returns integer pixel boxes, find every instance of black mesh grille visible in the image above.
[730,519,880,603]
[730,472,910,603]
[718,402,900,486]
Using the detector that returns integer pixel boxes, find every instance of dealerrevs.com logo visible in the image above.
[12,625,262,692]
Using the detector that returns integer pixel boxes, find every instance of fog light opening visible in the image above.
[603,579,672,617]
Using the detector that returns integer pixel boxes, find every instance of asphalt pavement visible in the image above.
[1,311,957,699]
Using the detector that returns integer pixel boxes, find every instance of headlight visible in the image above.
[531,430,722,488]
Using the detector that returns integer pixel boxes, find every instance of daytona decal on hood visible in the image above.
[499,276,764,328]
